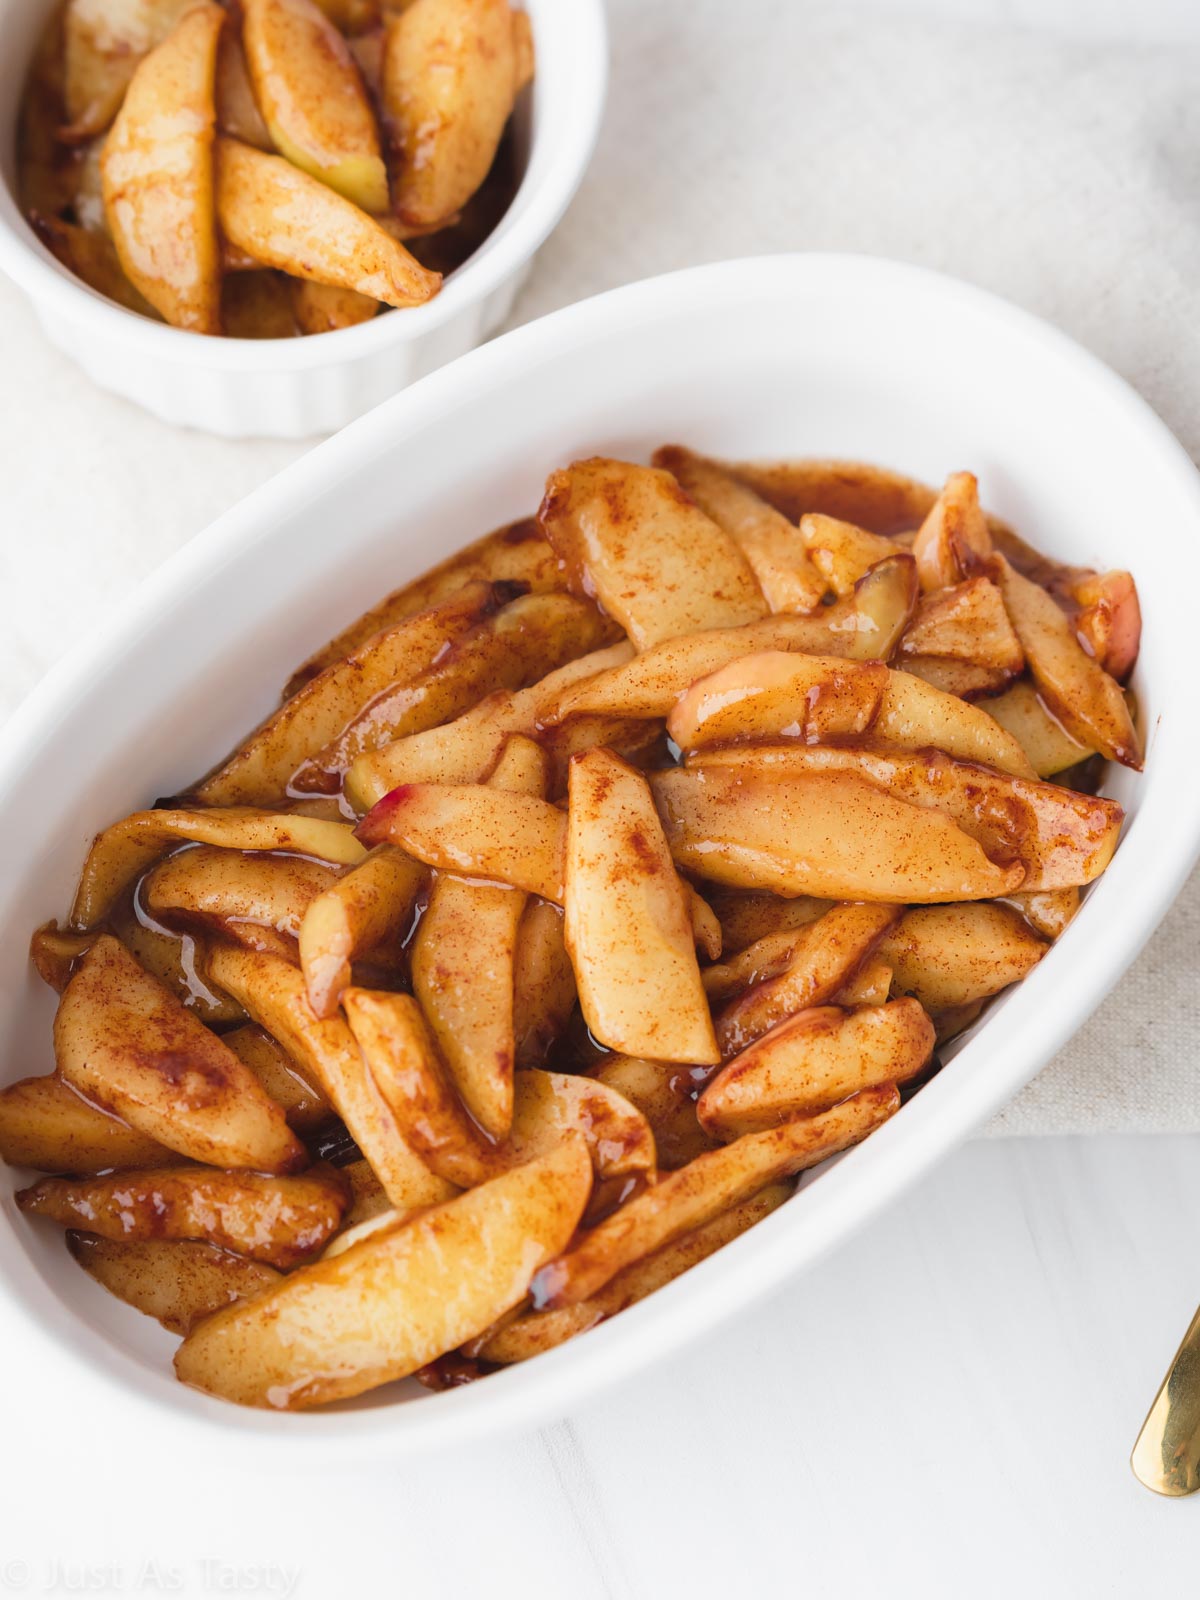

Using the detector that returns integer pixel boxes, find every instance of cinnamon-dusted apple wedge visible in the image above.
[54,936,306,1173]
[698,1001,934,1139]
[215,137,441,307]
[383,0,528,229]
[551,559,917,724]
[410,735,545,1136]
[174,1137,592,1408]
[898,576,1024,682]
[242,0,388,213]
[0,1075,177,1174]
[19,1165,350,1268]
[1070,569,1141,682]
[101,3,225,331]
[651,765,1025,903]
[143,847,338,941]
[984,681,1091,778]
[513,899,577,1067]
[877,903,1048,1012]
[299,846,425,1018]
[799,513,900,597]
[539,457,766,649]
[911,471,993,591]
[653,446,827,612]
[532,1086,900,1309]
[68,1235,282,1336]
[565,747,719,1066]
[71,808,365,929]
[344,641,634,806]
[685,745,1123,892]
[196,580,501,805]
[62,0,196,141]
[207,943,455,1210]
[992,555,1141,768]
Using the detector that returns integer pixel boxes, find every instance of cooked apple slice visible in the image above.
[343,989,494,1186]
[285,517,564,694]
[62,0,196,141]
[588,1056,716,1169]
[699,1001,933,1139]
[899,576,1023,674]
[144,846,338,940]
[798,513,899,597]
[20,1165,349,1267]
[71,809,365,929]
[409,735,544,1136]
[686,745,1122,892]
[551,578,914,727]
[508,1069,656,1178]
[912,472,993,591]
[652,765,1025,902]
[357,782,567,899]
[174,1136,592,1408]
[344,641,633,807]
[300,592,614,788]
[243,0,388,212]
[477,1184,790,1364]
[215,137,440,306]
[982,681,1091,777]
[566,749,718,1065]
[532,1085,899,1308]
[197,580,498,804]
[702,927,815,1003]
[299,846,424,1018]
[222,1025,331,1130]
[993,555,1141,768]
[873,669,1036,777]
[383,0,522,228]
[653,446,826,612]
[101,4,224,332]
[68,1234,282,1335]
[708,890,833,956]
[714,904,900,1057]
[667,653,887,752]
[513,899,577,1067]
[878,903,1048,1011]
[1071,569,1141,682]
[54,937,306,1173]
[539,458,766,649]
[206,943,452,1208]
[289,278,379,332]
[0,1075,177,1174]
[839,957,894,1006]
[216,26,272,149]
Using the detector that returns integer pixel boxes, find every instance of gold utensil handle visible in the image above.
[1131,1302,1200,1495]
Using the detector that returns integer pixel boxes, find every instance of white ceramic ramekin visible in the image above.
[2,255,1199,1461]
[0,0,606,437]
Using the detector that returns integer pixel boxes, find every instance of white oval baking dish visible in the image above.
[2,254,1198,1460]
[0,0,607,437]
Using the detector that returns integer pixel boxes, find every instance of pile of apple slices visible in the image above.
[2,451,1139,1408]
[19,0,532,334]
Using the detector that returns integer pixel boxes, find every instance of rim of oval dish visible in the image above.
[0,0,608,368]
[3,253,1200,1462]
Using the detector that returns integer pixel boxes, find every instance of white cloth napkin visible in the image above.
[3,0,1199,1133]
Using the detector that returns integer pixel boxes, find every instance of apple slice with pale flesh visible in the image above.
[68,1234,282,1335]
[215,138,441,307]
[173,1136,592,1408]
[101,3,224,331]
[878,904,1047,1011]
[566,748,719,1066]
[54,936,305,1173]
[539,457,766,649]
[912,472,993,592]
[300,846,425,1018]
[243,0,388,212]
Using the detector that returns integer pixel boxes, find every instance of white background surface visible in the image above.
[4,0,1200,1591]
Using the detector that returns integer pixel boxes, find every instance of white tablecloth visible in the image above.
[3,0,1199,1133]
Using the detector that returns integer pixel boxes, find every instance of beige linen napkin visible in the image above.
[2,0,1198,1130]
